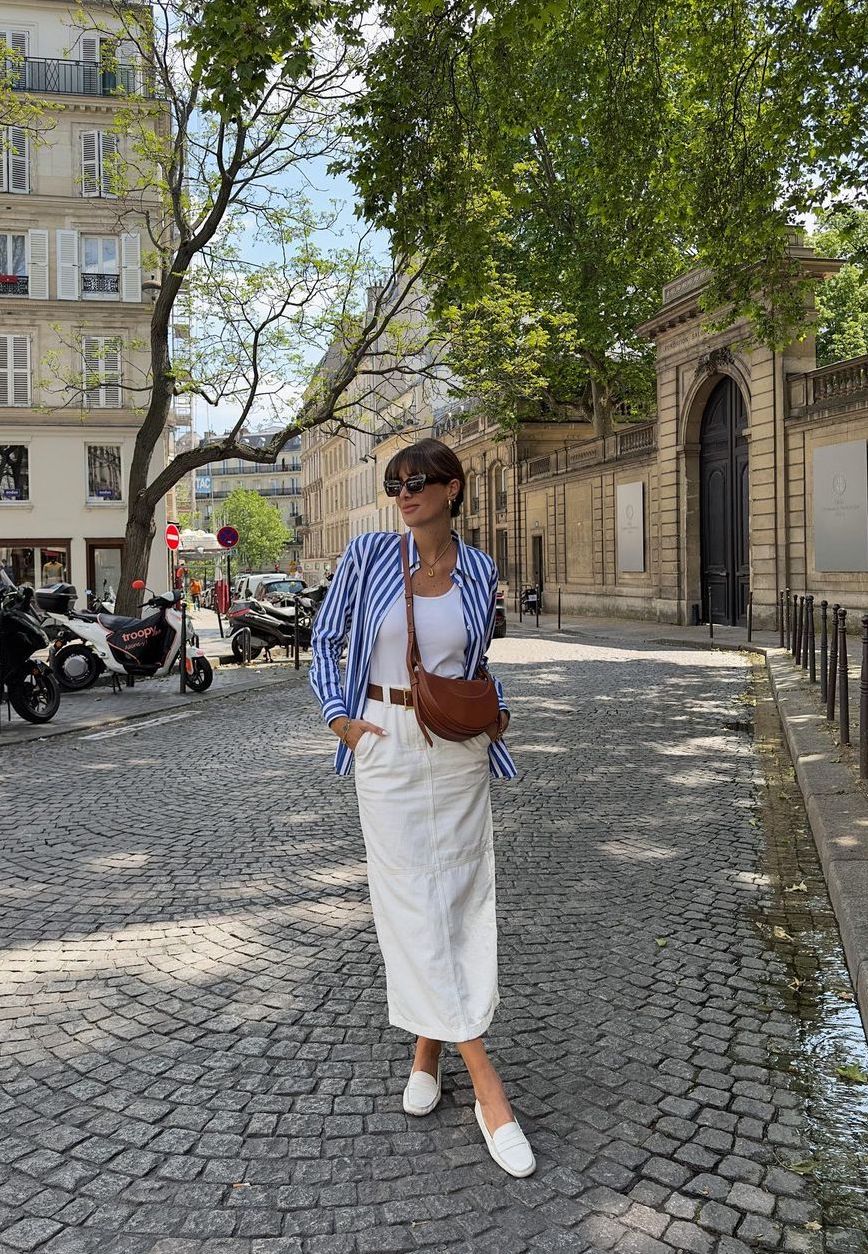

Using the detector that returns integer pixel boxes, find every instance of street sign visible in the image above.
[195,475,211,493]
[165,523,181,551]
[217,525,239,549]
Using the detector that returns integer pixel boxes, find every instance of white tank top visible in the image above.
[369,583,467,690]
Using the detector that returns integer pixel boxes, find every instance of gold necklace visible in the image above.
[421,536,454,577]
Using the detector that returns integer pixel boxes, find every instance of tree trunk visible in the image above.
[115,500,158,615]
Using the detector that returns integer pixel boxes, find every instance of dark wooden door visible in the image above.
[700,379,749,626]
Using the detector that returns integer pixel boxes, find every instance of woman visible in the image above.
[309,438,535,1178]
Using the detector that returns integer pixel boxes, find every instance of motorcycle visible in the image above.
[0,572,62,723]
[35,580,213,692]
[227,594,314,662]
[520,585,542,615]
[44,591,115,689]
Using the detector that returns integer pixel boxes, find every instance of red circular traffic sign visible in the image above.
[217,525,239,549]
[165,523,181,551]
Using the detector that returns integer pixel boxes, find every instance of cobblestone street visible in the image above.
[1,633,867,1254]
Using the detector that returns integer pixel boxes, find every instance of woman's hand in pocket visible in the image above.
[329,717,387,751]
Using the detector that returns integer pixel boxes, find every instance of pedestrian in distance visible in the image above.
[190,576,202,610]
[310,438,534,1178]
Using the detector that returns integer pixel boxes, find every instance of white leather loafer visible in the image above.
[475,1100,536,1177]
[402,1062,442,1116]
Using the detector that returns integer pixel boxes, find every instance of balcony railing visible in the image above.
[202,461,301,476]
[495,491,508,511]
[787,355,868,418]
[201,486,302,501]
[8,57,158,99]
[82,273,120,295]
[0,275,28,296]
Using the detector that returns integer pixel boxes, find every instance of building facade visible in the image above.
[195,430,303,572]
[0,0,170,603]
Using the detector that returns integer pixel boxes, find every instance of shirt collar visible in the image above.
[406,529,477,583]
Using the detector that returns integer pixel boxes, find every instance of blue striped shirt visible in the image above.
[309,530,517,779]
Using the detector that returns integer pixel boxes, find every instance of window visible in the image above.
[0,125,29,194]
[0,444,28,500]
[87,444,122,501]
[1,29,29,90]
[496,465,508,511]
[0,233,26,296]
[80,130,119,198]
[496,530,508,580]
[81,235,119,296]
[0,335,30,406]
[83,337,122,409]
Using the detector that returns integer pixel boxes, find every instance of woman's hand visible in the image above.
[329,716,387,750]
[486,710,510,742]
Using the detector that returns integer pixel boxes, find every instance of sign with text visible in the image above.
[195,475,211,494]
[616,481,645,573]
[813,441,868,571]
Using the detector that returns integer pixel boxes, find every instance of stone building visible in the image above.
[196,430,303,572]
[0,0,170,602]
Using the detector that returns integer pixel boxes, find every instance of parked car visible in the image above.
[251,575,307,606]
[231,573,260,601]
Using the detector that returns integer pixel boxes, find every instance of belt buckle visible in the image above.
[402,688,411,708]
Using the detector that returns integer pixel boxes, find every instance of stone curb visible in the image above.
[765,649,868,1039]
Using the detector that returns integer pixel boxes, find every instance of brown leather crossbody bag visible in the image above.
[401,534,500,745]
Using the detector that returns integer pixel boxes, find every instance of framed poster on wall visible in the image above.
[813,441,868,572]
[616,481,645,573]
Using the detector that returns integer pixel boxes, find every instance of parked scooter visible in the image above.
[45,591,116,689]
[35,580,213,692]
[227,594,314,662]
[0,571,61,723]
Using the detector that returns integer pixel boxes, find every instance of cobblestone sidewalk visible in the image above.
[1,634,866,1253]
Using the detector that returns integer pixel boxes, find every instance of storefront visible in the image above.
[0,540,70,588]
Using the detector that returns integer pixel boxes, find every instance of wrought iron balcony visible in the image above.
[82,273,120,295]
[0,275,28,296]
[495,491,508,511]
[8,57,158,99]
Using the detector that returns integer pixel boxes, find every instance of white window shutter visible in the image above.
[8,126,28,193]
[83,335,100,408]
[80,131,99,197]
[120,232,141,303]
[27,229,49,299]
[81,34,100,93]
[11,336,30,406]
[7,30,30,55]
[102,337,122,407]
[100,132,118,198]
[0,337,9,406]
[56,229,80,300]
[0,128,7,194]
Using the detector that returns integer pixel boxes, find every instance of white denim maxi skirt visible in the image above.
[354,696,499,1042]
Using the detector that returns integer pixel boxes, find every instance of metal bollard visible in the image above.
[747,590,753,643]
[179,600,187,694]
[802,596,810,670]
[779,590,785,648]
[794,595,803,662]
[861,616,868,778]
[806,595,816,682]
[785,586,791,650]
[839,608,850,745]
[820,601,829,703]
[558,587,562,632]
[535,586,540,629]
[827,604,840,720]
[238,625,252,665]
[293,596,301,671]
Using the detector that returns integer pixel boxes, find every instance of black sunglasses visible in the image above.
[383,473,448,498]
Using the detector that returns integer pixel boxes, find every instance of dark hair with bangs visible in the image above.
[384,438,465,518]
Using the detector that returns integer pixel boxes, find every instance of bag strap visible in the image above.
[401,534,432,743]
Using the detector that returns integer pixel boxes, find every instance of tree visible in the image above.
[344,0,868,432]
[41,1,442,613]
[811,209,868,366]
[221,489,290,571]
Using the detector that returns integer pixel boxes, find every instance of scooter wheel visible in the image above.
[186,657,213,692]
[231,633,263,662]
[51,643,103,691]
[8,662,61,723]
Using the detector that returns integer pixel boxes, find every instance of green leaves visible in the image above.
[835,1063,868,1085]
[221,488,291,571]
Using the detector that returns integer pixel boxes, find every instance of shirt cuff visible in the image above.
[322,698,348,726]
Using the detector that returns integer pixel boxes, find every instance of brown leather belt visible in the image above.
[367,683,414,707]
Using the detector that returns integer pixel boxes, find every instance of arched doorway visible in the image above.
[700,378,749,626]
